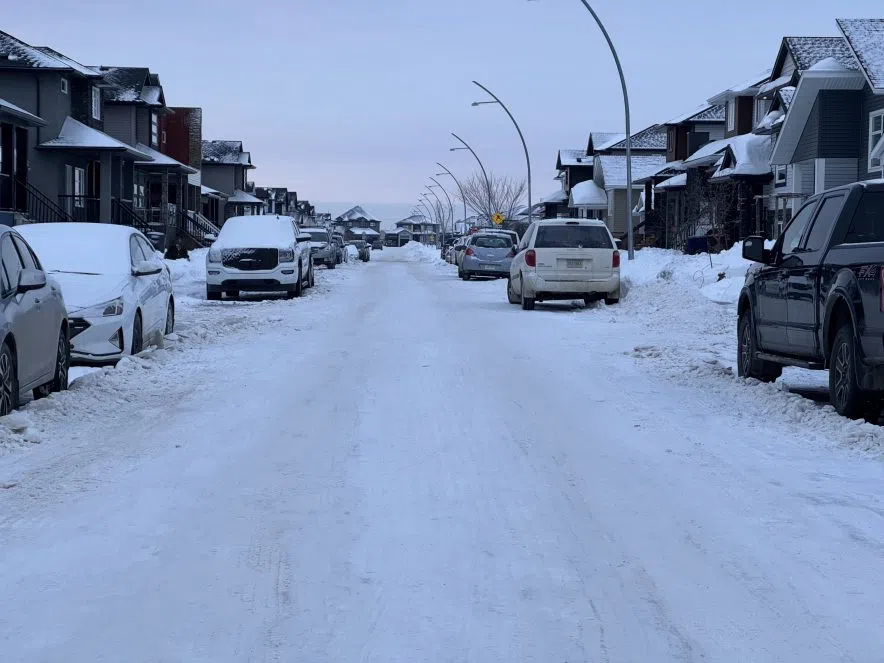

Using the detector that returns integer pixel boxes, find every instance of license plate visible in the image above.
[566,259,584,268]
[481,264,497,270]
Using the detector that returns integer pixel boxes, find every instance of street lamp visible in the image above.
[429,178,454,239]
[471,80,532,226]
[436,162,469,227]
[450,132,493,223]
[418,195,437,225]
[425,185,447,245]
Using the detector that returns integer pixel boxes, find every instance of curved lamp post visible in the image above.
[450,132,493,223]
[436,162,468,225]
[471,80,532,226]
[418,196,438,225]
[576,0,633,259]
[425,185,446,242]
[428,179,454,237]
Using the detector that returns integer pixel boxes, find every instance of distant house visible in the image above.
[396,214,438,245]
[334,205,381,239]
[255,187,292,215]
[384,227,412,246]
[201,140,262,221]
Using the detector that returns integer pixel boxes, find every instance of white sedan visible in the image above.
[16,223,174,365]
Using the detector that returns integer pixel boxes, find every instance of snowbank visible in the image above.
[377,242,446,266]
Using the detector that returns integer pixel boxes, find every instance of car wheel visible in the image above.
[0,342,18,416]
[35,326,69,399]
[604,297,619,306]
[829,323,864,418]
[507,277,520,304]
[737,309,781,382]
[461,271,471,281]
[164,297,175,335]
[521,280,535,311]
[308,264,315,288]
[288,265,303,299]
[206,288,221,301]
[131,311,144,355]
[327,260,336,270]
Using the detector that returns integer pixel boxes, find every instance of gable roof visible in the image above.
[336,205,379,222]
[100,67,166,106]
[202,140,254,167]
[595,154,668,188]
[708,70,773,105]
[0,32,101,77]
[586,132,625,154]
[605,125,668,151]
[39,117,151,159]
[557,148,592,168]
[664,103,726,125]
[837,19,884,93]
[783,36,859,74]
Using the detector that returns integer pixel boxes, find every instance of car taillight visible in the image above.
[465,248,474,256]
[525,249,536,268]
[612,251,620,268]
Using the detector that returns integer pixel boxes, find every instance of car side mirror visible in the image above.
[17,268,47,293]
[133,260,162,277]
[742,236,770,264]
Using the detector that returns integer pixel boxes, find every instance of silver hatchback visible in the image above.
[459,233,515,280]
[0,226,70,415]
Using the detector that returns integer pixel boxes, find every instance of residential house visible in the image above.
[201,140,262,221]
[542,132,623,219]
[255,187,292,215]
[160,106,204,214]
[767,21,884,236]
[384,227,413,247]
[0,96,47,224]
[333,205,381,240]
[395,214,439,245]
[0,31,151,226]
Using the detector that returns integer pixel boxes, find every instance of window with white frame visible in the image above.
[151,112,159,147]
[91,86,101,120]
[727,99,736,132]
[869,110,884,172]
[60,77,69,94]
[73,167,86,206]
[754,98,771,126]
[774,164,787,186]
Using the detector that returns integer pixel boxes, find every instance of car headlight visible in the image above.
[208,248,222,263]
[80,296,125,318]
[278,248,295,262]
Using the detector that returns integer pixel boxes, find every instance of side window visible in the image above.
[136,236,156,262]
[1,235,24,294]
[11,236,37,271]
[519,224,535,251]
[779,202,817,255]
[129,235,147,267]
[843,191,884,244]
[802,195,846,252]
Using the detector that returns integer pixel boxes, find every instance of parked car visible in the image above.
[440,235,459,261]
[371,240,384,251]
[206,215,313,300]
[452,236,470,267]
[739,180,884,419]
[484,228,519,247]
[508,219,621,310]
[301,227,337,269]
[459,232,514,280]
[332,233,346,264]
[0,225,69,414]
[352,240,371,262]
[18,222,173,365]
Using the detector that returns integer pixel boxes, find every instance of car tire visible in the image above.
[288,265,303,299]
[327,261,336,270]
[206,288,221,301]
[35,326,69,399]
[0,342,18,416]
[507,277,520,304]
[829,323,865,418]
[131,311,144,355]
[521,279,535,311]
[308,264,315,289]
[737,308,782,383]
[164,298,175,335]
[461,271,471,281]
[604,297,619,306]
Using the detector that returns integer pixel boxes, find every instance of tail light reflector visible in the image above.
[525,250,536,268]
[465,248,474,256]
[612,251,620,268]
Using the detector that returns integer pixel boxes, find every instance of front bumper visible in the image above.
[463,256,511,276]
[69,314,127,365]
[522,271,620,300]
[206,263,300,290]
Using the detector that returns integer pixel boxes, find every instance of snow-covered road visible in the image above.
[1,247,883,662]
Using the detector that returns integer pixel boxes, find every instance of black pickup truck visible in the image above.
[739,180,884,419]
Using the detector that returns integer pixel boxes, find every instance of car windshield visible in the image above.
[472,236,512,248]
[534,225,613,249]
[309,232,329,242]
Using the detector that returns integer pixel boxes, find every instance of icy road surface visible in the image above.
[1,246,883,662]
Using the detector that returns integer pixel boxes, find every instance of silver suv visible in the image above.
[302,227,337,269]
[0,226,70,414]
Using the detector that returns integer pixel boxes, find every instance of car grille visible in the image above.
[69,317,91,339]
[222,248,279,271]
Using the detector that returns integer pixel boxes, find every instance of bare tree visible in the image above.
[457,172,527,224]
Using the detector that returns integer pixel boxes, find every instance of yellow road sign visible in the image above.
[491,213,505,225]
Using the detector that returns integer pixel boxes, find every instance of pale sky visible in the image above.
[6,0,883,208]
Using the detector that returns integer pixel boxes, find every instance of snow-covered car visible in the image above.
[17,223,175,365]
[352,240,371,262]
[331,233,346,264]
[0,226,70,414]
[301,227,337,269]
[459,232,514,280]
[206,215,313,300]
[508,219,621,310]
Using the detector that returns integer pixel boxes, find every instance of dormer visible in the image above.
[708,70,772,138]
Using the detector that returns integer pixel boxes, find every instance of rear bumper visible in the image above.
[523,272,620,299]
[462,256,512,276]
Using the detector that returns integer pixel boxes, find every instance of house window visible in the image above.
[727,99,736,131]
[73,167,86,206]
[774,164,787,187]
[150,112,159,147]
[754,98,772,126]
[91,86,101,121]
[869,110,884,172]
[60,77,69,94]
[133,172,147,208]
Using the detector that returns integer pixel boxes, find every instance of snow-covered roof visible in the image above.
[350,227,380,236]
[709,134,774,181]
[0,32,101,77]
[558,148,591,167]
[540,190,568,204]
[387,227,412,235]
[605,125,668,151]
[0,96,45,126]
[655,173,687,190]
[683,137,733,167]
[664,103,726,125]
[758,74,794,97]
[39,117,151,159]
[227,189,263,205]
[784,36,859,74]
[633,160,686,184]
[100,67,165,106]
[755,109,785,133]
[778,86,796,109]
[134,143,196,173]
[200,185,227,198]
[593,132,627,152]
[837,19,884,93]
[596,154,668,188]
[708,69,773,104]
[569,180,608,209]
[202,140,254,167]
[336,205,379,222]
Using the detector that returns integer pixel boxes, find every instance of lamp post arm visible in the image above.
[436,162,469,224]
[451,132,493,220]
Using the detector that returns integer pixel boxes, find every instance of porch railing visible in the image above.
[111,198,152,236]
[58,195,101,223]
[15,178,74,223]
[174,207,219,248]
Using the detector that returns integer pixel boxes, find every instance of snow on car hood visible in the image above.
[214,216,294,250]
[49,272,128,313]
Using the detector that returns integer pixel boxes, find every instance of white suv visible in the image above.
[507,219,620,310]
[206,215,313,300]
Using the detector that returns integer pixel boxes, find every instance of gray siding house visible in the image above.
[201,140,261,222]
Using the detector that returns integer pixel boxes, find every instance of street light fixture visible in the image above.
[471,80,532,227]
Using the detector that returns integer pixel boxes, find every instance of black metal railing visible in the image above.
[111,198,152,235]
[15,178,73,223]
[59,195,101,223]
[173,207,219,248]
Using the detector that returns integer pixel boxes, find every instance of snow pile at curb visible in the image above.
[379,242,446,266]
[166,248,208,300]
